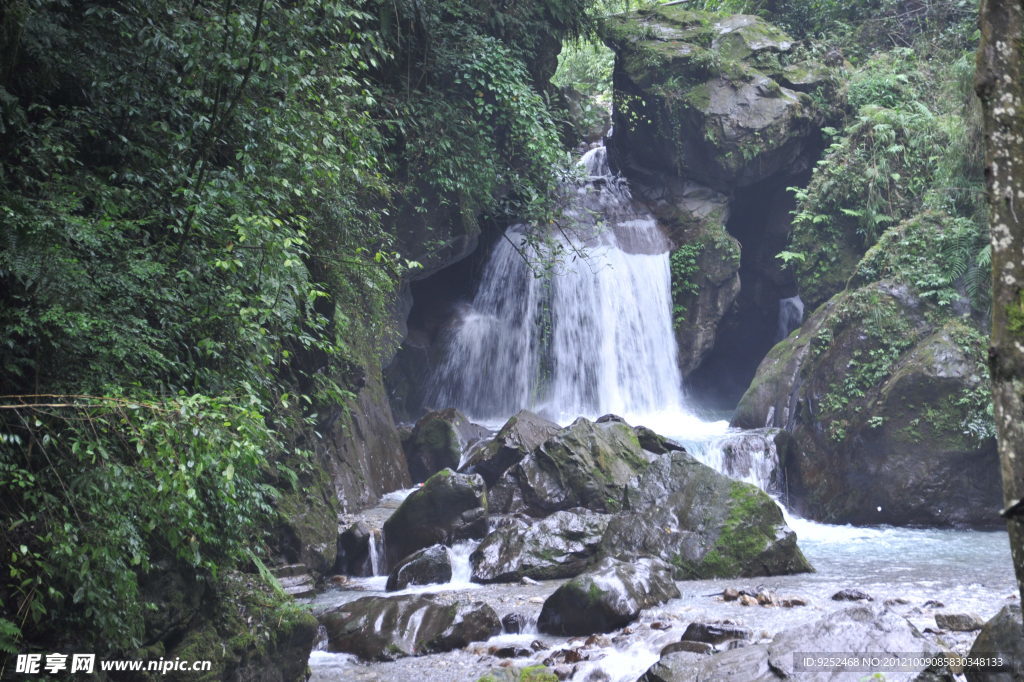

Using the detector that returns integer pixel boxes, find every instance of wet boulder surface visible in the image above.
[487,416,655,516]
[402,408,490,483]
[601,449,812,579]
[382,469,488,567]
[642,606,956,681]
[320,595,501,661]
[460,409,561,487]
[537,557,680,636]
[386,544,453,591]
[471,509,611,583]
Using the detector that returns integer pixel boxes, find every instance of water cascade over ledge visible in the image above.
[430,146,690,427]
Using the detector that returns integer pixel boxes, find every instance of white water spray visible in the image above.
[431,146,687,425]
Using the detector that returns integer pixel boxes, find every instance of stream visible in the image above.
[306,143,1017,680]
[306,435,1016,682]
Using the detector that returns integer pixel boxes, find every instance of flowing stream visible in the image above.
[307,144,1016,681]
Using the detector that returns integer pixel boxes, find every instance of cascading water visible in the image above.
[430,145,687,426]
[776,295,804,342]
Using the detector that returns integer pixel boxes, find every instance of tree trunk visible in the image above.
[976,0,1024,605]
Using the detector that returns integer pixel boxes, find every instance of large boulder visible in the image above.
[733,281,1002,528]
[320,595,500,661]
[471,509,611,583]
[601,450,812,579]
[965,604,1024,681]
[537,557,680,636]
[642,606,955,681]
[461,410,562,486]
[488,416,654,516]
[383,469,488,567]
[603,7,831,192]
[386,545,453,591]
[402,408,490,483]
[168,571,318,682]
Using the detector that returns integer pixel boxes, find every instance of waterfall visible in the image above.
[776,295,804,342]
[367,529,382,577]
[430,145,686,424]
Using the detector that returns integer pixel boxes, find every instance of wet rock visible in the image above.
[601,450,812,579]
[661,641,715,655]
[270,564,316,599]
[461,410,562,487]
[965,604,1024,681]
[832,589,874,602]
[335,520,379,576]
[493,646,533,658]
[403,409,489,483]
[634,425,686,455]
[502,612,526,634]
[383,469,488,567]
[472,509,611,582]
[385,545,452,591]
[924,600,946,608]
[682,621,752,645]
[935,612,985,632]
[537,557,680,636]
[320,595,500,660]
[642,606,954,681]
[779,597,807,608]
[885,597,910,606]
[489,417,654,515]
[722,588,740,601]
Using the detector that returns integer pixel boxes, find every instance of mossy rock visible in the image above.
[734,280,1000,528]
[488,416,653,516]
[600,449,812,579]
[164,571,317,682]
[383,469,488,567]
[602,8,833,190]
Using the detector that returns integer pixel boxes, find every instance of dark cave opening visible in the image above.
[686,170,810,413]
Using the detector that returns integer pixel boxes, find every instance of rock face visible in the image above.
[537,557,680,635]
[601,450,812,578]
[383,469,488,567]
[489,417,654,515]
[642,606,954,681]
[275,369,411,576]
[321,595,500,660]
[603,7,830,192]
[597,6,830,381]
[461,410,562,486]
[402,409,489,483]
[386,545,453,591]
[471,509,611,582]
[733,281,1002,528]
[965,604,1024,682]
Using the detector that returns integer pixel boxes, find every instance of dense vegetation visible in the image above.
[0,0,999,666]
[0,0,597,659]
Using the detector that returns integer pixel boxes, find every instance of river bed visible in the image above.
[307,497,1016,682]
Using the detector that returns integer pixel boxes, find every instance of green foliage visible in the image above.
[0,0,599,658]
[670,243,703,325]
[787,46,985,308]
[854,212,989,311]
[1,395,278,653]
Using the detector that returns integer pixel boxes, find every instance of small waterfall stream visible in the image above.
[430,145,687,425]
